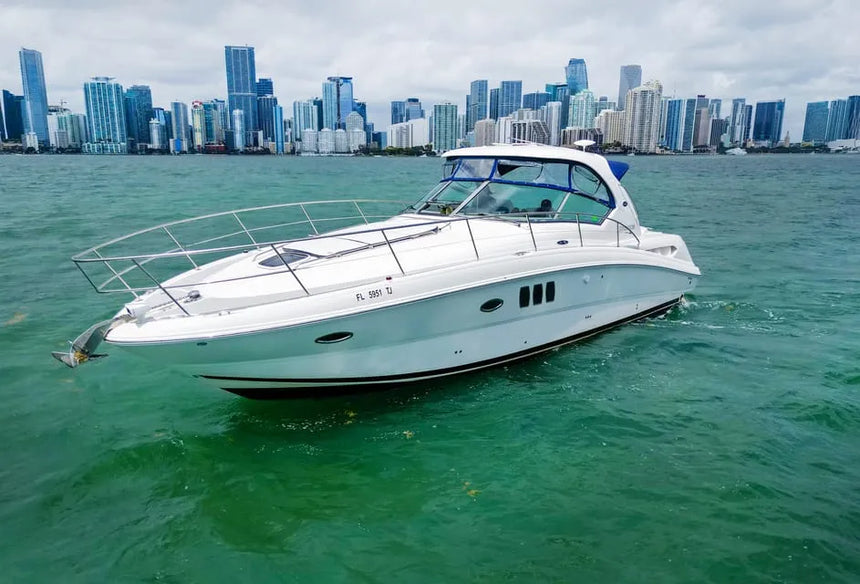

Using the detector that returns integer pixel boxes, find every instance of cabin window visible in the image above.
[546,281,556,302]
[571,164,611,206]
[519,286,530,308]
[533,283,543,305]
[451,158,495,180]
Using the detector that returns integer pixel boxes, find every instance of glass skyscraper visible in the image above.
[432,103,458,153]
[405,98,423,121]
[752,100,785,145]
[257,95,278,141]
[256,78,273,97]
[617,65,641,110]
[847,95,860,140]
[225,45,258,133]
[489,88,499,120]
[19,48,49,144]
[468,80,488,132]
[2,90,25,141]
[123,85,153,146]
[83,77,127,151]
[498,81,522,119]
[391,101,406,124]
[523,91,550,111]
[545,82,570,127]
[802,101,829,143]
[663,98,685,151]
[565,58,588,95]
[825,99,849,141]
[322,76,354,130]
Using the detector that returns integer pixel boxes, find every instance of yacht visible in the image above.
[55,144,700,398]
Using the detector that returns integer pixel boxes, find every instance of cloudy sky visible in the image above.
[1,0,857,140]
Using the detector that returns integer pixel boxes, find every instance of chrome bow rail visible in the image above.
[71,199,640,305]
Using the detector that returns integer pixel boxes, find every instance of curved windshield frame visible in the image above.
[414,157,615,221]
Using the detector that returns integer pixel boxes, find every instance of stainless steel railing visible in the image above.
[71,200,641,312]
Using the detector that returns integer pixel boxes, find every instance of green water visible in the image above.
[1,154,858,583]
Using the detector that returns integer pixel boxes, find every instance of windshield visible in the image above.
[412,157,614,221]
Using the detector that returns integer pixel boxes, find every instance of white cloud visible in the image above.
[1,0,857,139]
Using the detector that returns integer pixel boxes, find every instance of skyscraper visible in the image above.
[498,81,522,119]
[256,78,273,97]
[729,98,747,145]
[468,80,488,132]
[708,99,722,119]
[83,77,127,153]
[225,45,258,133]
[825,98,849,141]
[19,48,49,144]
[617,65,641,110]
[565,58,588,95]
[624,81,663,153]
[322,76,354,129]
[681,98,697,151]
[405,98,423,121]
[124,85,153,146]
[489,88,499,120]
[273,105,285,154]
[752,100,785,146]
[1,90,25,141]
[170,101,189,152]
[546,82,570,127]
[391,100,406,124]
[523,91,550,111]
[663,98,686,151]
[293,100,319,142]
[232,109,245,150]
[191,101,206,151]
[432,103,458,152]
[257,95,278,141]
[568,90,596,128]
[802,101,829,143]
[847,95,860,140]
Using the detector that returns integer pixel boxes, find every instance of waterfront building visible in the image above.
[347,128,364,152]
[391,100,406,124]
[523,91,550,111]
[322,76,354,129]
[729,98,748,145]
[301,129,318,153]
[848,95,860,139]
[565,58,588,95]
[293,99,319,143]
[568,89,596,129]
[623,81,663,153]
[709,118,727,148]
[256,78,273,97]
[202,101,224,144]
[595,109,626,145]
[231,109,245,150]
[273,104,285,154]
[19,48,49,145]
[802,101,829,143]
[743,105,753,144]
[708,99,722,120]
[83,77,127,153]
[333,128,348,153]
[1,90,25,141]
[432,103,458,153]
[58,112,87,148]
[23,131,40,151]
[468,80,488,132]
[752,99,785,146]
[318,128,335,154]
[663,98,685,150]
[345,111,364,133]
[511,119,550,144]
[149,118,166,150]
[191,101,206,151]
[225,45,258,133]
[825,98,849,141]
[257,95,278,142]
[595,96,616,116]
[387,118,429,149]
[123,85,153,147]
[170,101,189,152]
[543,101,562,146]
[617,65,641,111]
[474,118,496,147]
[693,107,711,147]
[680,98,697,151]
[513,108,538,121]
[404,98,423,121]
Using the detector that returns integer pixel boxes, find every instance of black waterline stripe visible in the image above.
[205,297,680,387]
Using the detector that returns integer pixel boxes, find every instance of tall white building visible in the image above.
[495,116,513,143]
[301,129,318,153]
[334,128,348,153]
[387,118,430,149]
[348,129,365,152]
[171,101,189,152]
[623,80,663,153]
[543,101,562,146]
[474,119,496,146]
[318,128,335,154]
[191,101,206,151]
[595,109,627,144]
[511,120,550,144]
[231,109,245,150]
[292,99,318,142]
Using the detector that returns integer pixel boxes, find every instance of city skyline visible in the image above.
[1,1,857,142]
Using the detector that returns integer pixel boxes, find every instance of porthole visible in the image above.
[480,298,504,313]
[315,331,354,344]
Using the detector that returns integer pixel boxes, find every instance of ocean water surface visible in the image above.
[0,153,858,582]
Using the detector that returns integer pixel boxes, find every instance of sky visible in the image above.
[1,0,858,141]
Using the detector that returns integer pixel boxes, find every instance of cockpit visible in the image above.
[407,157,617,224]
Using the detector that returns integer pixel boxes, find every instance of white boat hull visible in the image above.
[107,263,696,398]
